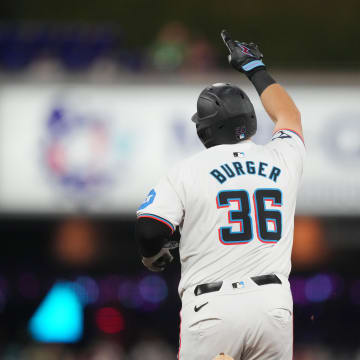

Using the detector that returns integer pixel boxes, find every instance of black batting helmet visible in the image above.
[192,83,257,148]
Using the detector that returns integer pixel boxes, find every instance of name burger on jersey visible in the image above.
[210,160,281,184]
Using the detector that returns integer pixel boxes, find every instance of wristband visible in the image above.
[248,69,276,96]
[242,60,265,72]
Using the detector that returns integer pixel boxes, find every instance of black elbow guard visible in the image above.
[135,217,173,257]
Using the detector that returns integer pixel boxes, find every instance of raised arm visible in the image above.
[221,30,303,138]
[260,83,302,136]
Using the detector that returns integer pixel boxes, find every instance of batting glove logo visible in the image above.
[235,42,256,57]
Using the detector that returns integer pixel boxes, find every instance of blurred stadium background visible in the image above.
[0,1,359,359]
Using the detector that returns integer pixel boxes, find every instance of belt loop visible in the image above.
[194,281,223,296]
[251,274,282,286]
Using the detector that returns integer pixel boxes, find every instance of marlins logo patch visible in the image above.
[138,189,156,210]
[272,130,292,140]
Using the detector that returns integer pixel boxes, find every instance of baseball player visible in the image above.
[136,30,305,360]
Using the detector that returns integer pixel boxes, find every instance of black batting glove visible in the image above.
[142,248,174,272]
[221,30,265,76]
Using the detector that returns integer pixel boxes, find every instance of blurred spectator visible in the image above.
[0,24,119,72]
[294,345,332,360]
[292,217,329,270]
[148,21,189,72]
[88,340,126,360]
[53,218,100,267]
[2,341,360,359]
[128,337,176,360]
[56,26,115,71]
[184,35,216,72]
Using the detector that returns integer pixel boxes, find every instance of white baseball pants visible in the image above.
[178,274,293,360]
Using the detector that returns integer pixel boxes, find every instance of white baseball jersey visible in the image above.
[137,129,305,296]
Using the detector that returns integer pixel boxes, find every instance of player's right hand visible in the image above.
[221,29,265,75]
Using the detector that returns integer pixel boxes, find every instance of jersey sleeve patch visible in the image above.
[272,129,305,145]
[137,213,175,233]
[138,189,156,210]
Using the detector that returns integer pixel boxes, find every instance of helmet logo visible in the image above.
[235,126,246,140]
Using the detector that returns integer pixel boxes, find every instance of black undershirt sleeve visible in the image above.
[135,217,173,257]
[248,69,276,96]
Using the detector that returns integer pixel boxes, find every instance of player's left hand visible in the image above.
[142,247,174,272]
[212,353,234,360]
[221,29,265,75]
[163,226,181,249]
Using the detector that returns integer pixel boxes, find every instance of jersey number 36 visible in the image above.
[216,188,282,245]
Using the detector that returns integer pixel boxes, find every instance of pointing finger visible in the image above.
[221,29,236,53]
